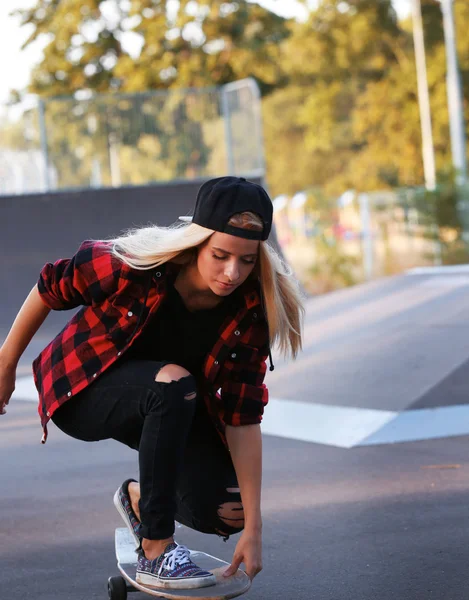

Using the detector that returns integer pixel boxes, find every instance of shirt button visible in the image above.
[46,411,50,417]
[127,311,133,317]
[93,373,97,378]
[214,360,219,365]
[117,352,122,357]
[155,272,161,278]
[231,353,237,358]
[67,392,72,397]
[253,313,258,319]
[234,330,240,336]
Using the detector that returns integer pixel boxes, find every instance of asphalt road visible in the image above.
[3,270,469,600]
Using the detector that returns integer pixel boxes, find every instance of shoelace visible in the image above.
[158,545,192,577]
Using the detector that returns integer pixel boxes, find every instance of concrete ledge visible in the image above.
[407,265,469,275]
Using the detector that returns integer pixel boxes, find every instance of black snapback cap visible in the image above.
[179,176,273,241]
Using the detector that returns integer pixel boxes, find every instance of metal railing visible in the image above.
[274,185,469,291]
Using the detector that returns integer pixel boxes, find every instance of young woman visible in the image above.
[0,176,303,590]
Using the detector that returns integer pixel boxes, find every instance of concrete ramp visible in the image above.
[262,268,469,446]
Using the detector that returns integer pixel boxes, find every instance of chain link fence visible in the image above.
[0,78,264,195]
[273,185,469,293]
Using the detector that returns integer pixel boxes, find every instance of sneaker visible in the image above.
[113,478,141,547]
[136,542,216,590]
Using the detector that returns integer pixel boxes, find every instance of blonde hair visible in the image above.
[110,214,304,358]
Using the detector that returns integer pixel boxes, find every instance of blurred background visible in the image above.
[2,0,469,297]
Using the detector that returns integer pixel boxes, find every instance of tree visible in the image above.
[15,0,124,97]
[263,0,406,196]
[14,0,289,97]
[263,0,469,198]
[13,0,469,203]
[13,1,290,189]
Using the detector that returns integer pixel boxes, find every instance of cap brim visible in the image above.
[178,216,193,222]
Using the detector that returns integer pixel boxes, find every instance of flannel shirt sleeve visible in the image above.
[220,326,270,427]
[37,240,122,310]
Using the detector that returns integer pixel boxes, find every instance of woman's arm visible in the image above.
[0,285,51,414]
[223,423,263,580]
[0,284,51,367]
[38,240,122,310]
[226,423,263,531]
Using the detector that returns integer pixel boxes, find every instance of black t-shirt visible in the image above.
[123,280,239,377]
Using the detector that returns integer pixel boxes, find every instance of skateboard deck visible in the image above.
[110,527,251,600]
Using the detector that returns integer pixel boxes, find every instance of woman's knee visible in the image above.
[155,364,196,400]
[216,500,245,536]
[155,364,196,401]
[145,364,198,413]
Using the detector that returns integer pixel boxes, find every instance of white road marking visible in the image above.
[407,265,469,275]
[13,376,37,401]
[417,276,469,287]
[359,405,469,446]
[261,398,396,449]
[11,377,469,448]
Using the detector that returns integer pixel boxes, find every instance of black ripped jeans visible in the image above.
[51,359,243,541]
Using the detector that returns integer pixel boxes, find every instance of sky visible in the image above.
[0,0,411,103]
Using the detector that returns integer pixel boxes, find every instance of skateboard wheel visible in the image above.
[108,576,127,600]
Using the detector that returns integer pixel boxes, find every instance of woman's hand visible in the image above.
[0,354,17,415]
[223,530,263,581]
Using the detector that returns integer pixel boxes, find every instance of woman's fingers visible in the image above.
[0,367,16,416]
[223,553,243,578]
[245,561,262,580]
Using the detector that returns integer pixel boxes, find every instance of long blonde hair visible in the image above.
[110,214,304,358]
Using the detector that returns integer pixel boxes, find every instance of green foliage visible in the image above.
[291,187,360,293]
[14,0,122,96]
[308,233,360,294]
[36,90,225,188]
[264,0,468,198]
[13,1,290,187]
[14,0,289,97]
[10,0,469,203]
[405,176,469,265]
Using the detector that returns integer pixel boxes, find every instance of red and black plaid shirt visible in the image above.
[33,240,270,445]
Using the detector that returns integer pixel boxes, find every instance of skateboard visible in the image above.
[108,528,251,600]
